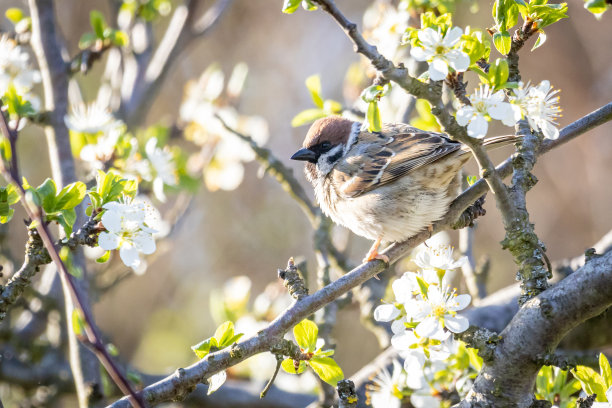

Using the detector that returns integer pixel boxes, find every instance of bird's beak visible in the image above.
[290,147,317,163]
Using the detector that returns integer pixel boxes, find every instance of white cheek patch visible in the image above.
[344,122,361,156]
[316,145,343,177]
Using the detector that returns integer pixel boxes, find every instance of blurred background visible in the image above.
[1,0,611,404]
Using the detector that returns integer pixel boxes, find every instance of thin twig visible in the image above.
[260,354,283,399]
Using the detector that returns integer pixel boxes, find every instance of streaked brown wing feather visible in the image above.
[335,126,461,198]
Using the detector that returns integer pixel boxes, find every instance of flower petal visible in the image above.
[373,304,400,322]
[98,231,120,250]
[391,330,418,350]
[456,107,474,126]
[429,58,448,81]
[467,114,488,139]
[133,231,156,255]
[410,46,430,61]
[447,50,470,72]
[540,120,559,140]
[444,314,470,333]
[119,244,141,269]
[448,294,471,311]
[101,209,123,233]
[415,316,444,339]
[418,27,440,47]
[443,26,463,47]
[207,370,227,395]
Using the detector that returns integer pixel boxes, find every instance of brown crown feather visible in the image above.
[302,117,354,149]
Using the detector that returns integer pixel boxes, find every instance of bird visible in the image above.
[290,116,519,263]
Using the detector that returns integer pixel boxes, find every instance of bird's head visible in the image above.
[290,116,359,181]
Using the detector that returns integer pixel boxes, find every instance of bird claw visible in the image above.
[362,253,390,265]
[452,195,487,229]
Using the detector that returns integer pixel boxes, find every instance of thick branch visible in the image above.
[461,251,612,407]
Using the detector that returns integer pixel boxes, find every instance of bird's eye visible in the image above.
[320,141,332,151]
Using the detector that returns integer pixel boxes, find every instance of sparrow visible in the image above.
[291,116,518,263]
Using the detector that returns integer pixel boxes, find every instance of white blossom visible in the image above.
[456,84,521,138]
[415,245,467,285]
[363,3,410,59]
[510,80,561,140]
[180,64,269,192]
[65,100,120,134]
[98,199,158,270]
[0,35,41,98]
[407,286,471,339]
[80,126,122,170]
[369,360,404,408]
[410,27,470,81]
[145,137,178,202]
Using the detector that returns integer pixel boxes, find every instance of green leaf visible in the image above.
[493,0,508,31]
[282,0,301,13]
[466,175,478,186]
[366,102,382,133]
[291,109,327,127]
[96,251,111,263]
[57,208,77,236]
[294,319,318,352]
[0,185,19,223]
[600,353,612,387]
[191,338,215,359]
[5,8,24,23]
[110,30,129,47]
[415,275,430,297]
[281,358,307,374]
[79,32,97,49]
[3,84,36,118]
[214,321,236,347]
[0,208,14,224]
[493,31,512,55]
[532,31,547,51]
[90,10,106,38]
[309,356,344,387]
[56,182,86,210]
[573,366,607,401]
[36,178,57,212]
[360,84,391,103]
[584,0,609,16]
[466,346,483,371]
[323,99,343,114]
[302,0,318,10]
[506,3,519,29]
[305,75,324,108]
[490,58,509,90]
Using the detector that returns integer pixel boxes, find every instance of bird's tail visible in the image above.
[459,134,521,154]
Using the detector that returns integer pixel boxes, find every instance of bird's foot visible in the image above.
[363,238,390,267]
[452,195,487,229]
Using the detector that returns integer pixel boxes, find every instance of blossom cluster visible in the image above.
[407,22,562,140]
[180,63,269,191]
[456,80,561,140]
[64,98,179,202]
[97,196,166,272]
[371,245,472,407]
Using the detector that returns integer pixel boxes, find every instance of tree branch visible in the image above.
[461,250,612,407]
[122,0,233,126]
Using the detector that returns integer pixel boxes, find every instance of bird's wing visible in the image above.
[334,124,462,198]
